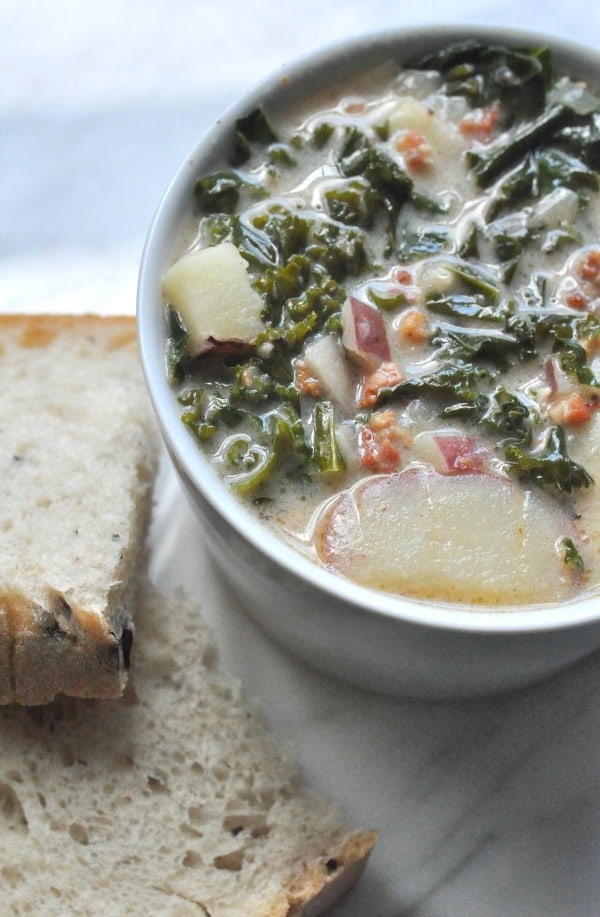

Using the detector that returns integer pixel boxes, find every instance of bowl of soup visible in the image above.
[138,25,600,696]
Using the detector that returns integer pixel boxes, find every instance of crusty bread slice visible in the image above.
[0,315,157,705]
[0,581,376,916]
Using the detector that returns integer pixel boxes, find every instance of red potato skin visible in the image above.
[434,433,489,473]
[342,297,391,368]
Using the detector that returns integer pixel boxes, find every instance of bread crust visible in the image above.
[282,829,378,916]
[0,314,157,704]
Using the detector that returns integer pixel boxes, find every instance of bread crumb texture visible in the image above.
[0,315,158,704]
[0,582,376,916]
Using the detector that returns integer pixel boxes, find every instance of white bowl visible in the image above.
[138,25,600,697]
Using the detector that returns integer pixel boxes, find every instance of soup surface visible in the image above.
[163,41,600,607]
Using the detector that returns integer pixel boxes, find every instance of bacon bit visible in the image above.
[341,97,367,115]
[548,393,593,426]
[368,409,398,432]
[294,359,323,398]
[397,308,429,345]
[566,288,589,311]
[459,100,502,144]
[358,411,410,474]
[393,268,412,285]
[395,130,433,172]
[577,249,600,284]
[359,361,405,409]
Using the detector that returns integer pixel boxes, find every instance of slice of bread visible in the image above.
[0,581,376,916]
[0,315,157,705]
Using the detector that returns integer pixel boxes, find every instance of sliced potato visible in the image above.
[302,334,357,415]
[315,468,584,605]
[162,241,265,355]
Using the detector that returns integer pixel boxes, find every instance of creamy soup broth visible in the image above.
[163,42,600,607]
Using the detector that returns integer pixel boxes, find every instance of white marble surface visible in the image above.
[3,2,600,914]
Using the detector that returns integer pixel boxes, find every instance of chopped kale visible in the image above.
[230,107,279,166]
[325,179,378,228]
[374,361,491,412]
[467,105,576,187]
[557,111,600,169]
[432,321,523,368]
[195,171,265,215]
[504,424,593,495]
[479,386,533,439]
[426,294,503,322]
[311,401,346,476]
[165,305,189,383]
[412,40,551,122]
[203,213,279,268]
[396,226,451,261]
[553,337,600,387]
[561,537,585,572]
[337,126,413,252]
[488,146,599,219]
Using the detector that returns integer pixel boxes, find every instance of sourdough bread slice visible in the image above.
[0,581,376,916]
[0,315,157,704]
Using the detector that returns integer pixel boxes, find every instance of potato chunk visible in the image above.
[315,469,584,605]
[162,241,265,354]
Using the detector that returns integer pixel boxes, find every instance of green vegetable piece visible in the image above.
[504,424,593,494]
[178,388,219,443]
[554,337,600,387]
[467,104,575,187]
[447,259,501,302]
[409,190,450,215]
[432,321,521,368]
[561,537,585,572]
[480,386,533,439]
[254,208,312,261]
[230,107,279,166]
[558,112,600,169]
[325,179,377,228]
[537,147,599,196]
[457,223,480,260]
[413,41,550,120]
[368,285,410,311]
[311,121,335,149]
[306,221,367,281]
[268,142,297,167]
[426,294,502,322]
[204,394,245,429]
[311,401,346,476]
[396,226,451,261]
[204,213,279,268]
[165,305,189,383]
[489,147,598,225]
[232,360,274,402]
[374,361,490,411]
[337,126,413,249]
[491,231,529,283]
[195,172,246,215]
[229,442,278,496]
[269,403,310,456]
